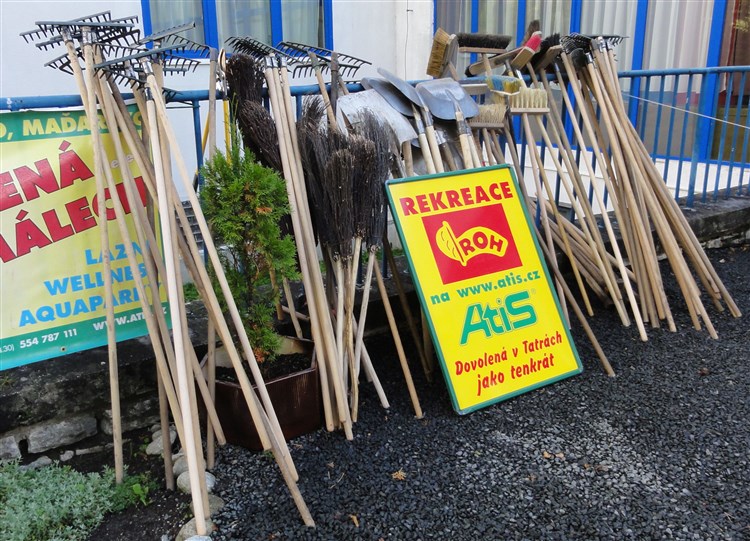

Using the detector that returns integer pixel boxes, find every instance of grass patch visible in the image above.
[0,460,156,541]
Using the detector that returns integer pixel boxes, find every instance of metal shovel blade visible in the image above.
[361,76,414,117]
[415,78,480,121]
[376,67,424,108]
[335,89,417,144]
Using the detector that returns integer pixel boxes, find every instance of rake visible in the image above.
[23,13,319,530]
[30,21,141,52]
[137,54,317,522]
[101,39,215,513]
[226,36,289,62]
[139,21,196,45]
[276,41,370,79]
[19,18,144,486]
[20,11,114,43]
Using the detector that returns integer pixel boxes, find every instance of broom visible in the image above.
[347,113,394,418]
[491,33,583,322]
[226,54,304,336]
[426,27,459,79]
[298,110,355,426]
[530,36,646,334]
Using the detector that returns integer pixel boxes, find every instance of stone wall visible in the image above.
[0,304,209,460]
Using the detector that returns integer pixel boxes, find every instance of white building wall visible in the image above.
[332,0,434,81]
[0,0,142,98]
[1,0,435,198]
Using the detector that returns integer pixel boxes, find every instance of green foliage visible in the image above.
[129,482,150,507]
[110,473,157,511]
[0,461,154,541]
[200,140,299,361]
[182,282,201,303]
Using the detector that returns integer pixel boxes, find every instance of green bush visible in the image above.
[200,140,299,363]
[0,461,155,541]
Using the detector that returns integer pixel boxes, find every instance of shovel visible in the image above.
[375,68,448,173]
[335,89,416,175]
[416,78,480,168]
[361,76,440,174]
[335,89,416,144]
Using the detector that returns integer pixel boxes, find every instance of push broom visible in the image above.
[265,58,353,439]
[527,39,640,328]
[494,31,584,322]
[518,41,633,321]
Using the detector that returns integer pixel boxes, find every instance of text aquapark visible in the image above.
[387,166,582,414]
[0,108,159,370]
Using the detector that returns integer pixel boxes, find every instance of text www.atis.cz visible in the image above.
[456,270,541,298]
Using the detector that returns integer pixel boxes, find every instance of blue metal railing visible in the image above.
[2,68,748,208]
[615,66,750,205]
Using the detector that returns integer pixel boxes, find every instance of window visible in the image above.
[435,0,472,36]
[642,0,713,70]
[216,1,272,46]
[435,0,729,73]
[478,0,517,42]
[142,0,332,50]
[526,0,571,39]
[579,0,637,74]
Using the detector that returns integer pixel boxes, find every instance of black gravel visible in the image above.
[209,245,750,541]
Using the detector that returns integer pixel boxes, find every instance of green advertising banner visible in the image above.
[0,107,167,370]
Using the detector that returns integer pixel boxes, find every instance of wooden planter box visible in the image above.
[206,338,322,451]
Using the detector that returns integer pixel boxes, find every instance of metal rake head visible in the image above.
[275,42,329,77]
[277,41,370,78]
[44,52,81,75]
[20,11,113,43]
[586,34,627,49]
[560,33,594,55]
[100,64,145,89]
[33,20,137,46]
[561,32,625,54]
[33,26,141,52]
[95,44,201,84]
[226,36,284,61]
[161,87,180,102]
[158,34,211,59]
[22,17,140,54]
[139,22,196,45]
[159,54,203,75]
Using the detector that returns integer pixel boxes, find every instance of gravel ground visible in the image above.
[208,245,750,541]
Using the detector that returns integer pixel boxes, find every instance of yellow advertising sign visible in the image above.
[0,108,166,371]
[386,166,582,414]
